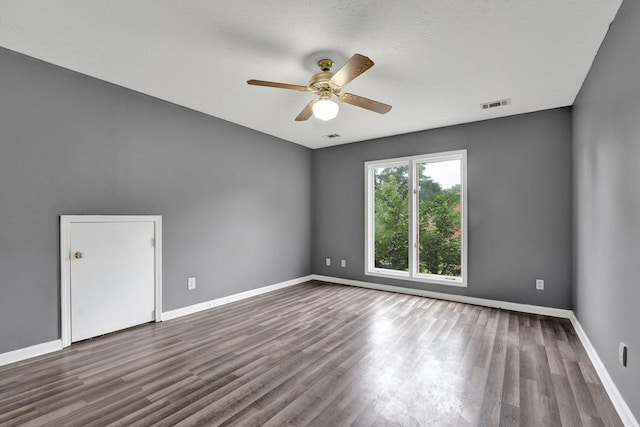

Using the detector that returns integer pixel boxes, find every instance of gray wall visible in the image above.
[0,47,312,354]
[573,0,640,419]
[312,109,573,308]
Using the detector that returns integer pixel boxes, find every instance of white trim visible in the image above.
[154,218,163,324]
[161,275,313,321]
[570,313,639,427]
[312,275,571,318]
[0,340,63,367]
[60,215,162,348]
[60,217,71,347]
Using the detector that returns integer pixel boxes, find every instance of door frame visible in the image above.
[60,215,162,348]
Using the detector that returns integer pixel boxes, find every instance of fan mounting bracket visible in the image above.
[317,59,334,72]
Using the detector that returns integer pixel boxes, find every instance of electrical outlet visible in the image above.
[187,277,196,290]
[536,279,544,290]
[619,342,628,367]
[325,258,331,266]
[341,259,346,267]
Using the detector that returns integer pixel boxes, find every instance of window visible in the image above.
[365,150,467,287]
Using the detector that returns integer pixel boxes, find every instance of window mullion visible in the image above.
[408,159,417,278]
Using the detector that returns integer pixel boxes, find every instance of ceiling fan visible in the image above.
[247,53,392,121]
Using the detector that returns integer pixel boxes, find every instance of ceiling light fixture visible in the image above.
[248,54,391,122]
[312,95,339,121]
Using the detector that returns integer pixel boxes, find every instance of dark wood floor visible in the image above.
[0,280,623,426]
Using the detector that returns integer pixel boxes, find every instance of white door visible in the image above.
[69,220,156,342]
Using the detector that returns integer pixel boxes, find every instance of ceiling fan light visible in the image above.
[312,99,339,121]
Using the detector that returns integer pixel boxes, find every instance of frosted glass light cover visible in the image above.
[312,99,339,121]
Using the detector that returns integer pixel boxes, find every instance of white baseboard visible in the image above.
[2,276,636,427]
[161,275,313,321]
[312,275,572,318]
[0,277,311,366]
[569,313,639,427]
[0,340,63,367]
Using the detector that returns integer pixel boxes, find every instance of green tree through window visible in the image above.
[417,162,461,276]
[373,165,409,271]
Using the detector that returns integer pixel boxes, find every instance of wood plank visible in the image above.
[0,280,624,426]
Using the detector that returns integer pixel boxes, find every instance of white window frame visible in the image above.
[365,149,468,287]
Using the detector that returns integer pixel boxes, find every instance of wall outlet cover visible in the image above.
[619,342,628,367]
[536,279,544,290]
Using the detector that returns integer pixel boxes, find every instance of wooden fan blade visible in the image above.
[295,100,315,121]
[330,54,374,87]
[247,80,308,91]
[340,93,392,114]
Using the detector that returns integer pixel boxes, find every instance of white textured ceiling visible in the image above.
[0,0,622,149]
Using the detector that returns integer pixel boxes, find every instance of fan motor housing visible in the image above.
[309,71,341,95]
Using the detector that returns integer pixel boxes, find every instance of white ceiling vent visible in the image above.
[481,98,511,110]
[322,133,341,139]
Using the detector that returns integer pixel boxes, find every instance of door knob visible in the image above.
[74,251,84,259]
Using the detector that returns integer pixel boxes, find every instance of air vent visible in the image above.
[322,133,341,139]
[481,98,511,110]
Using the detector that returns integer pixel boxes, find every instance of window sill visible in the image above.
[365,269,467,288]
